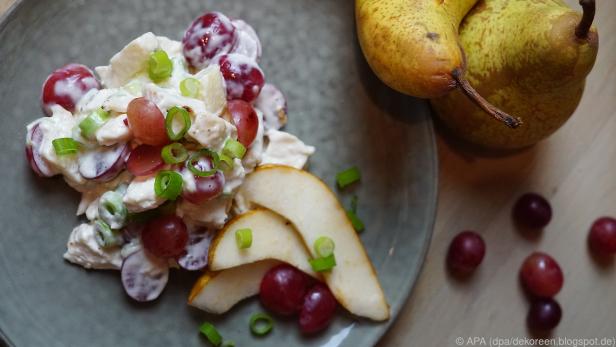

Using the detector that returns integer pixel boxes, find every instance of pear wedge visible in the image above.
[188,260,280,314]
[209,209,319,278]
[238,165,390,321]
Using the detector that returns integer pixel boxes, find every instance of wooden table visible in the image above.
[2,0,614,345]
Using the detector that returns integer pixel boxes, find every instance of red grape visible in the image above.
[126,97,169,146]
[259,264,312,316]
[513,193,552,229]
[25,123,54,177]
[141,215,188,258]
[126,144,164,177]
[41,63,100,115]
[121,249,169,302]
[227,100,259,147]
[588,217,616,255]
[527,298,562,331]
[78,143,129,182]
[447,231,486,274]
[520,252,564,298]
[182,12,237,69]
[181,155,224,205]
[218,53,265,102]
[299,283,337,334]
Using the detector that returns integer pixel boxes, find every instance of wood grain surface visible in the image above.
[1,0,614,346]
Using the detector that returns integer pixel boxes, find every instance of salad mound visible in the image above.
[25,11,388,337]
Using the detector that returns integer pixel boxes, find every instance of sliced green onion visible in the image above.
[187,149,220,177]
[350,195,359,213]
[309,254,337,272]
[235,228,253,249]
[222,139,246,159]
[52,138,80,155]
[346,209,365,232]
[161,142,188,164]
[221,341,235,347]
[165,106,191,141]
[218,153,234,171]
[94,220,122,248]
[79,108,109,139]
[314,236,335,258]
[148,49,173,83]
[199,322,222,346]
[336,166,361,189]
[180,77,201,98]
[98,191,128,229]
[154,170,183,200]
[249,313,273,336]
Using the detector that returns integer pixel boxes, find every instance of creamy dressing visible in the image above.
[261,129,315,169]
[64,223,123,270]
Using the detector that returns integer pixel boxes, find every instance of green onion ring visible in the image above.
[52,138,80,155]
[165,106,191,141]
[309,254,337,272]
[314,236,335,258]
[187,149,220,177]
[180,77,201,98]
[154,170,183,200]
[199,322,222,346]
[335,166,361,189]
[249,313,273,336]
[218,153,234,171]
[161,142,188,164]
[222,139,247,159]
[235,228,253,249]
[148,49,173,83]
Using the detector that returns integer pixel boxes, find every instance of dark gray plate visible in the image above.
[0,1,437,346]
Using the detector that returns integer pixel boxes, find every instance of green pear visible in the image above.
[431,0,598,149]
[356,0,521,128]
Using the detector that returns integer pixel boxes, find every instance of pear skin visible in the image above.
[355,0,478,98]
[431,0,598,149]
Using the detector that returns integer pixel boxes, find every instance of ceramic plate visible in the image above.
[0,1,437,346]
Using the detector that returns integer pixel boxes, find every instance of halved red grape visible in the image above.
[255,83,287,130]
[513,193,552,229]
[126,97,169,146]
[588,217,616,256]
[229,19,262,61]
[182,12,237,69]
[218,53,265,102]
[228,100,259,147]
[121,249,169,302]
[78,143,129,182]
[299,283,337,334]
[447,231,486,274]
[25,122,54,177]
[41,63,100,115]
[126,144,164,177]
[141,215,188,258]
[259,264,312,316]
[181,157,224,205]
[527,298,562,331]
[520,252,564,298]
[177,230,215,271]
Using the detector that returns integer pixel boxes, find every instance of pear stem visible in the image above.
[575,0,595,39]
[452,69,522,129]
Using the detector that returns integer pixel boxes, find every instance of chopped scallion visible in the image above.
[314,236,335,258]
[222,139,246,159]
[199,322,222,346]
[346,210,365,232]
[218,153,234,171]
[52,138,80,155]
[161,142,188,164]
[180,77,201,98]
[336,166,361,189]
[187,149,220,177]
[148,49,173,83]
[98,191,128,229]
[154,170,183,200]
[235,228,253,249]
[94,220,122,248]
[309,254,337,272]
[165,106,191,141]
[221,341,235,347]
[249,313,273,336]
[79,108,109,139]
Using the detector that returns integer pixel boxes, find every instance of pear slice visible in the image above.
[238,165,390,321]
[209,209,319,278]
[188,260,279,314]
